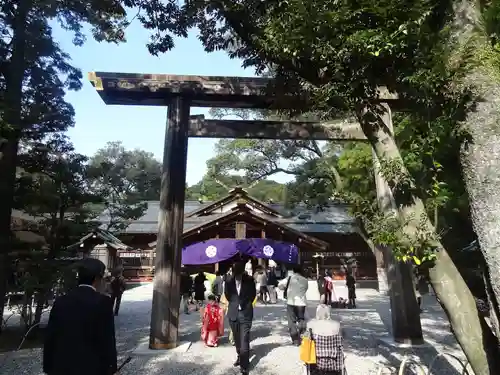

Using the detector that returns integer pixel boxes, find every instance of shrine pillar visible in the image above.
[149,97,190,350]
[258,229,266,267]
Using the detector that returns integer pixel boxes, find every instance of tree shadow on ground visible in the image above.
[339,294,467,375]
[249,342,286,370]
[99,286,473,374]
[113,298,203,353]
[251,325,274,340]
[106,355,222,375]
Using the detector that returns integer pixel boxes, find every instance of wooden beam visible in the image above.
[235,222,247,239]
[88,71,399,108]
[214,234,219,273]
[149,96,190,350]
[258,229,266,266]
[188,115,367,141]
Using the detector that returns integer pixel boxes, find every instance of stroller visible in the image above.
[301,328,347,375]
[304,358,348,375]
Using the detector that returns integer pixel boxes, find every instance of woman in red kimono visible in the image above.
[201,294,224,347]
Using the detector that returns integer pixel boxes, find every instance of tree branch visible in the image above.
[217,3,325,86]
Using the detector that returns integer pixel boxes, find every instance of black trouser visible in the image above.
[229,312,252,372]
[111,293,122,315]
[348,286,356,307]
[259,286,268,302]
[324,287,332,305]
[286,304,306,343]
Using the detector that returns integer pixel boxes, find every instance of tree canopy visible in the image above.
[126,1,500,370]
[3,0,500,372]
[0,0,135,327]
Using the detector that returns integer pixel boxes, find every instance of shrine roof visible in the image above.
[182,206,329,250]
[96,198,356,235]
[68,229,132,251]
[147,205,330,250]
[186,187,283,218]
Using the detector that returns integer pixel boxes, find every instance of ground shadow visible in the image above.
[342,292,468,375]
[2,285,470,374]
[249,342,285,370]
[251,325,275,340]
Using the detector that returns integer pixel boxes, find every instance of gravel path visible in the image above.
[0,285,473,375]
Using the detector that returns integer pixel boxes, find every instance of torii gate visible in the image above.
[88,72,421,349]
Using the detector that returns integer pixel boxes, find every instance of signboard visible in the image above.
[119,252,155,258]
[300,251,367,259]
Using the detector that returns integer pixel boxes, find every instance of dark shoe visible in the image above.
[241,370,249,375]
[233,358,240,367]
[292,340,300,347]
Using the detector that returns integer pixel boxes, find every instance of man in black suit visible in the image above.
[224,261,256,375]
[43,258,118,375]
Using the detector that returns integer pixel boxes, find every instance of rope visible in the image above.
[373,351,471,374]
[1,313,15,329]
[17,321,43,351]
[427,352,471,375]
[398,356,426,375]
[376,364,394,375]
[0,310,48,370]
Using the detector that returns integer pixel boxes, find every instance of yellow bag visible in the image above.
[252,296,257,307]
[299,329,316,364]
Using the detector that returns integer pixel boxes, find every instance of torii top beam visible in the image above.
[88,71,399,109]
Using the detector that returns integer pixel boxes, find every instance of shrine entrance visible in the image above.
[88,71,418,349]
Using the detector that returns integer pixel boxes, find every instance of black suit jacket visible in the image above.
[224,274,256,321]
[43,286,117,375]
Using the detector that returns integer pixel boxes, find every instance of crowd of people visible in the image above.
[42,257,351,375]
[182,261,349,375]
[316,270,357,309]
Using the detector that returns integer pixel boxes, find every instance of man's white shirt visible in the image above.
[278,273,308,306]
[235,277,242,310]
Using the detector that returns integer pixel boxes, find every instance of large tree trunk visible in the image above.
[453,0,500,342]
[370,106,423,342]
[0,0,29,332]
[358,102,500,374]
[461,65,500,344]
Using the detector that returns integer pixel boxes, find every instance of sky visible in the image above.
[52,21,294,186]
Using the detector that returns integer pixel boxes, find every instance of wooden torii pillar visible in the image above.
[87,71,401,349]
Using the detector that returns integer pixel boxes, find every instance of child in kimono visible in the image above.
[201,294,224,347]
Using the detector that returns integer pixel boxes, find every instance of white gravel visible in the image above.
[0,285,472,375]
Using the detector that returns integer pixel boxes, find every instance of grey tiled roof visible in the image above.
[69,229,132,250]
[98,200,356,234]
[95,200,213,224]
[276,205,356,233]
[122,212,229,233]
[282,223,355,233]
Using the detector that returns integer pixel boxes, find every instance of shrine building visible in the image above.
[73,188,378,285]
